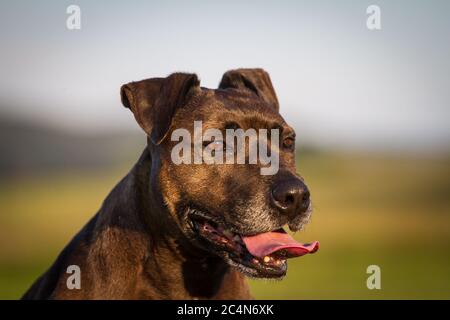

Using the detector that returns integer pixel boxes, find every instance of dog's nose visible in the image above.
[271,179,310,216]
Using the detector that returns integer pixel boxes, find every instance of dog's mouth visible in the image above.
[189,214,319,279]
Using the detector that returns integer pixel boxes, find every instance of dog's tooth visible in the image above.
[252,258,259,264]
[263,256,270,263]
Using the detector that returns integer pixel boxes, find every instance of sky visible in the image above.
[0,0,449,152]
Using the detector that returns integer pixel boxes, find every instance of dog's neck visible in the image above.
[116,147,248,299]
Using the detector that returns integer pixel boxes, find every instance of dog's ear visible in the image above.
[121,73,200,144]
[218,68,279,111]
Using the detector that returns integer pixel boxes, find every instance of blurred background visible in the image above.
[1,0,449,299]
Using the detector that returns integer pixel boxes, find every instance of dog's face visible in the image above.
[121,69,317,279]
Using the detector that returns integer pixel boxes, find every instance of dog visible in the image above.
[22,68,318,299]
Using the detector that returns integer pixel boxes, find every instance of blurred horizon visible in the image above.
[2,111,449,179]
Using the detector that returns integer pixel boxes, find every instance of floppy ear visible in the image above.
[218,68,279,111]
[121,73,200,144]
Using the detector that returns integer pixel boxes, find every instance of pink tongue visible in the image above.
[242,230,319,258]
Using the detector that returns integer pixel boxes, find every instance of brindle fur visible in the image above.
[22,69,311,299]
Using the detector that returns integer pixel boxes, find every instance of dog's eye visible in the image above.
[204,140,233,157]
[206,140,225,149]
[283,137,295,150]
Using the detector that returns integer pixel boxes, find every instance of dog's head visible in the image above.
[121,69,318,279]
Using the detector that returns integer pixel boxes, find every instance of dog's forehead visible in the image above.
[209,88,272,111]
[185,88,287,130]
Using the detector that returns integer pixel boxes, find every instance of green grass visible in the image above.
[250,244,450,299]
[1,152,450,299]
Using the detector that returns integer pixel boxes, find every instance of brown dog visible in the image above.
[22,69,317,299]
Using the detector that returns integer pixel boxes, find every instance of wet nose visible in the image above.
[271,179,310,216]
